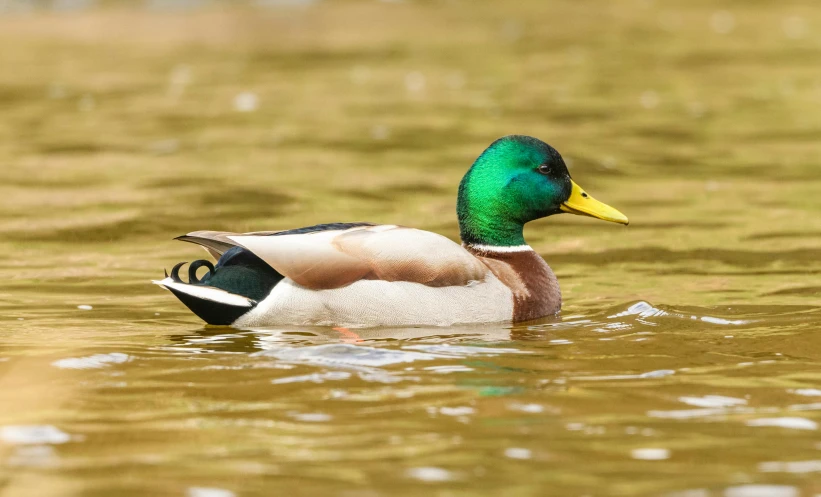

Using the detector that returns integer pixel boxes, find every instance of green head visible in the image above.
[457,135,628,247]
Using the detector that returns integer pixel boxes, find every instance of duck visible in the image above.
[154,135,628,327]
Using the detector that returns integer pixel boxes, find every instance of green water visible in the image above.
[2,1,821,496]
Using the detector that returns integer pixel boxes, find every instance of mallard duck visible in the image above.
[154,135,627,327]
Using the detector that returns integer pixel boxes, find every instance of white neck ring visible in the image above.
[464,243,534,254]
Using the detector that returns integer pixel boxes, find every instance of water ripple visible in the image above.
[51,352,131,369]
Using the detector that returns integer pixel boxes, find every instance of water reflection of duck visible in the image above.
[169,324,524,355]
[154,135,627,327]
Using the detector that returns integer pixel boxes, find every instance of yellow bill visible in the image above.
[560,180,629,225]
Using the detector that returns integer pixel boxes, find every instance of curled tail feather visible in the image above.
[155,247,283,325]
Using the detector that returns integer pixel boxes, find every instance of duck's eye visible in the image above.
[537,164,551,175]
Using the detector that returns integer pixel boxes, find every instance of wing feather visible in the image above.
[229,225,487,289]
[229,229,372,289]
[176,230,282,258]
[333,226,486,286]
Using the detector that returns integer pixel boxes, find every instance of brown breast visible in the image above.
[467,247,561,322]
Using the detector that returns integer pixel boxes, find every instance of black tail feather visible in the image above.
[165,286,251,326]
[188,260,215,284]
[170,262,186,283]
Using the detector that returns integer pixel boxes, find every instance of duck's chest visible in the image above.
[473,249,561,322]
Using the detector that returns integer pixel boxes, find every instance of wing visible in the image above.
[228,225,488,289]
[176,230,283,258]
[175,223,377,259]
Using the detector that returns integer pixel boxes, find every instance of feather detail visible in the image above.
[230,230,371,289]
[229,225,487,290]
[152,277,255,307]
[176,230,283,258]
[333,226,486,286]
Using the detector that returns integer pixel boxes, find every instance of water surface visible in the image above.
[1,1,821,496]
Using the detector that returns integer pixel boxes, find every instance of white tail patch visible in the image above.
[152,278,254,308]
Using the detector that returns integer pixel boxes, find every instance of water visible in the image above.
[1,1,821,496]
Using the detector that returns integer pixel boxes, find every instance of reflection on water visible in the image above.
[2,0,821,495]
